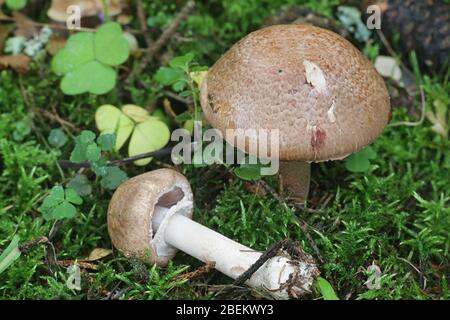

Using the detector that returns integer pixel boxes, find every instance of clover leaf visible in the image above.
[70,130,98,163]
[48,128,68,148]
[344,146,377,173]
[67,174,92,196]
[38,186,83,221]
[51,22,129,95]
[5,0,27,10]
[100,167,128,190]
[95,104,171,166]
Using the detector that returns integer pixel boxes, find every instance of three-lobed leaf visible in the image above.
[38,186,83,221]
[96,104,171,165]
[52,22,129,95]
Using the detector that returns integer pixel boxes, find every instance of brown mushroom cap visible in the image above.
[200,24,391,162]
[48,0,122,22]
[107,169,193,266]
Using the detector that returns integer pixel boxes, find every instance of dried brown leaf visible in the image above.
[85,248,112,262]
[0,53,30,73]
[0,24,13,52]
[12,11,37,38]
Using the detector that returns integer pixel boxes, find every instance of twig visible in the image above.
[215,240,287,298]
[233,241,287,287]
[136,0,152,47]
[173,261,216,281]
[18,236,48,254]
[40,108,78,132]
[0,16,142,34]
[126,1,195,85]
[56,260,98,270]
[388,85,427,127]
[58,144,179,169]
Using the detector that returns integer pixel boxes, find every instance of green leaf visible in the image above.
[48,128,68,148]
[77,130,96,144]
[51,32,95,75]
[95,105,122,132]
[97,133,116,151]
[101,167,127,190]
[128,120,171,166]
[316,277,339,300]
[60,60,116,95]
[169,53,194,70]
[12,118,31,142]
[121,104,154,123]
[40,185,65,211]
[67,174,92,197]
[91,159,108,177]
[0,235,21,275]
[94,22,129,66]
[172,80,187,92]
[234,163,262,181]
[86,143,101,161]
[154,67,185,86]
[65,188,83,205]
[49,202,77,220]
[345,147,377,173]
[70,131,98,163]
[152,108,170,126]
[95,105,134,151]
[175,111,193,122]
[5,0,27,10]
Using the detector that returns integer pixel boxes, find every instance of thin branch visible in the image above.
[58,145,179,169]
[0,16,142,34]
[389,85,426,127]
[136,0,152,47]
[126,1,195,85]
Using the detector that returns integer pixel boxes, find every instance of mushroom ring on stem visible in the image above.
[108,169,319,299]
[200,24,391,204]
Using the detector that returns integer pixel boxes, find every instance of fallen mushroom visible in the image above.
[200,24,391,204]
[47,0,122,23]
[108,169,319,299]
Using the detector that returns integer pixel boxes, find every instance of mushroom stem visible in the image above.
[279,161,311,205]
[155,211,318,299]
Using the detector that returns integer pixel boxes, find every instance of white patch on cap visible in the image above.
[327,101,336,123]
[303,60,327,93]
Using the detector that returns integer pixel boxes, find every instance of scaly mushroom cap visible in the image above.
[107,169,193,266]
[48,0,122,22]
[200,24,391,162]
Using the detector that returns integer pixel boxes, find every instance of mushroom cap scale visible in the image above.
[200,24,391,162]
[107,169,193,267]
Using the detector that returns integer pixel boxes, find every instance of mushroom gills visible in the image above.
[152,187,185,233]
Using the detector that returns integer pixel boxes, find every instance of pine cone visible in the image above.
[365,0,450,72]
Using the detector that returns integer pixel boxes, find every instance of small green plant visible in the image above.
[67,174,92,197]
[344,146,377,173]
[47,128,68,149]
[52,22,130,95]
[0,235,21,275]
[70,130,127,189]
[154,53,207,121]
[315,277,339,300]
[95,104,171,166]
[38,185,83,220]
[5,0,26,10]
